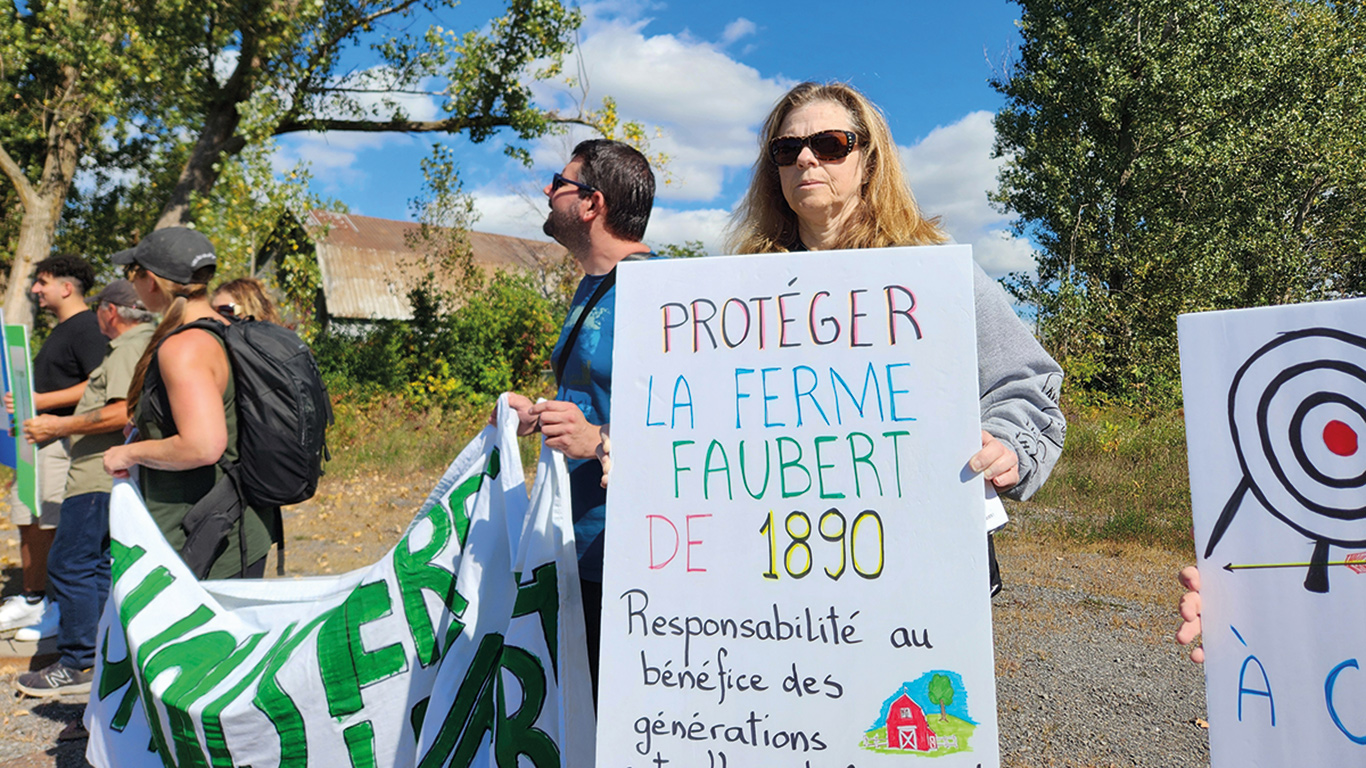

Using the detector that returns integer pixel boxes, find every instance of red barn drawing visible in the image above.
[885,694,937,751]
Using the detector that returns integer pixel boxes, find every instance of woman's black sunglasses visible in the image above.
[768,130,859,167]
[550,172,597,195]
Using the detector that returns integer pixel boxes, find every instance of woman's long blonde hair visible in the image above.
[126,264,215,414]
[214,277,283,324]
[727,81,948,254]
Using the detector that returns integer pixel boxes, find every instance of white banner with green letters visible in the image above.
[85,398,594,767]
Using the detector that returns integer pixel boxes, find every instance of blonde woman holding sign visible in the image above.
[725,81,1067,591]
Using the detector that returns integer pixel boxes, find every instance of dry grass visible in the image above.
[1008,397,1195,552]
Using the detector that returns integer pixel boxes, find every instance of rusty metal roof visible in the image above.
[304,210,568,321]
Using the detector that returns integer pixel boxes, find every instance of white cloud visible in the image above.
[971,229,1036,276]
[471,191,550,241]
[470,185,732,257]
[900,111,1035,277]
[273,131,404,192]
[214,49,240,87]
[643,207,733,253]
[719,18,757,47]
[528,15,792,202]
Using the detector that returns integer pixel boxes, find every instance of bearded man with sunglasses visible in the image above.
[503,139,655,700]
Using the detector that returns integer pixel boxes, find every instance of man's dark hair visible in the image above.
[33,254,95,296]
[572,139,655,241]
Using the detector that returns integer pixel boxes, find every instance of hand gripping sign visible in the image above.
[1179,298,1366,768]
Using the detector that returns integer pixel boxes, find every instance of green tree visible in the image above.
[0,2,156,323]
[3,0,596,324]
[927,674,954,722]
[992,0,1366,400]
[656,240,707,259]
[148,0,588,229]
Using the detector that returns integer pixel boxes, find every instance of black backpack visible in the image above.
[170,317,332,577]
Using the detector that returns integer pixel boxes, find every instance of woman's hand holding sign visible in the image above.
[1175,566,1204,663]
[971,430,1020,492]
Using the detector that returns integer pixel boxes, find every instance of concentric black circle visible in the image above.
[1227,328,1366,546]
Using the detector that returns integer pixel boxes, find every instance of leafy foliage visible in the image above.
[656,240,708,259]
[3,0,596,329]
[0,1,163,321]
[993,0,1366,400]
[315,271,558,408]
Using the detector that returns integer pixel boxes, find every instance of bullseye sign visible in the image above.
[1205,328,1366,592]
[1179,300,1366,768]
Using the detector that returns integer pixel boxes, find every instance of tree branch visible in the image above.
[0,140,38,210]
[288,0,427,112]
[303,86,446,97]
[272,112,595,136]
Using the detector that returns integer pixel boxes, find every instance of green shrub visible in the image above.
[1009,395,1194,552]
[313,271,559,410]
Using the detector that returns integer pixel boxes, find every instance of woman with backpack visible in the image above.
[102,227,273,579]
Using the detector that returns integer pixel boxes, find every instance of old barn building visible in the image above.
[255,210,568,332]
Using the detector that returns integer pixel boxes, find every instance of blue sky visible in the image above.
[273,0,1032,276]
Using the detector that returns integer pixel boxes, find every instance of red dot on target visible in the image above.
[1323,420,1359,457]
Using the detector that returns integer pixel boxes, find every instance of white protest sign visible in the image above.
[599,246,999,767]
[86,398,595,768]
[1179,298,1366,767]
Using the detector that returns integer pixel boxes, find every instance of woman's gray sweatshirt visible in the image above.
[972,262,1066,500]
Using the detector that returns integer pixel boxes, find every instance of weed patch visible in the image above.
[1008,396,1194,553]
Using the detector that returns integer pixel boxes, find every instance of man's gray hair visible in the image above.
[105,302,156,325]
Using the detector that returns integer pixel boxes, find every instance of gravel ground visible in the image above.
[0,487,1209,767]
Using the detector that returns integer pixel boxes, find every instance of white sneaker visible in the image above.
[0,595,46,632]
[14,601,59,642]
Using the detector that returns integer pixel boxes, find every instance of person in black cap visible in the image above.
[15,280,156,697]
[101,228,273,580]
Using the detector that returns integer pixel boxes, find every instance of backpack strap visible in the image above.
[178,468,247,579]
[551,252,650,386]
[160,318,254,577]
[162,316,229,343]
[553,268,616,385]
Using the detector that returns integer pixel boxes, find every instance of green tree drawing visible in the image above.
[927,674,954,722]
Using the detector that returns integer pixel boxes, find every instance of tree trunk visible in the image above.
[154,108,247,230]
[0,57,89,326]
[3,205,60,326]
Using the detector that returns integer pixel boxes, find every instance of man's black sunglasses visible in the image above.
[768,130,859,167]
[551,172,597,195]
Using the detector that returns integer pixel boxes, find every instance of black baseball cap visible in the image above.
[87,279,144,309]
[111,227,216,284]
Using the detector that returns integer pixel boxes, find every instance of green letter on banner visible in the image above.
[319,580,407,718]
[142,629,264,768]
[96,624,139,732]
[344,721,377,768]
[417,634,502,768]
[253,611,336,768]
[394,448,501,667]
[495,645,557,767]
[511,564,559,677]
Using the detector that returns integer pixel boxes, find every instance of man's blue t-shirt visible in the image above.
[552,271,615,582]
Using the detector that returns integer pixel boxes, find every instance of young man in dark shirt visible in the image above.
[0,255,105,638]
